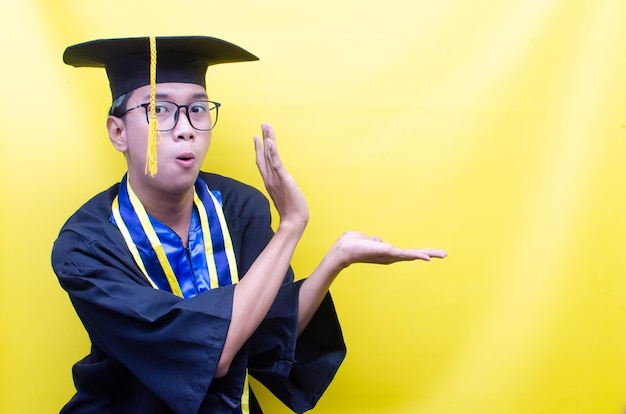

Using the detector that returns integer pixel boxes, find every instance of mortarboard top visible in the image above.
[63,36,259,100]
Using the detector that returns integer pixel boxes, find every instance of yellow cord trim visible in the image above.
[193,189,241,288]
[146,35,161,177]
[241,370,250,414]
[111,196,158,289]
[193,191,220,289]
[127,178,184,298]
[210,192,240,285]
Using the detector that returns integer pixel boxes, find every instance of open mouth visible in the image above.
[175,153,196,167]
[177,153,195,162]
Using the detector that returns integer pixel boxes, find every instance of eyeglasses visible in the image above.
[119,100,221,131]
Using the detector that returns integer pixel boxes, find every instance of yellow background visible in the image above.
[1,0,625,412]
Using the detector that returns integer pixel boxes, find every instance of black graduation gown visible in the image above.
[51,172,346,414]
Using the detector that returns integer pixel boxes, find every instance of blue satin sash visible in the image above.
[110,174,239,298]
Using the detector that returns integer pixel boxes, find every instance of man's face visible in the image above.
[114,82,213,197]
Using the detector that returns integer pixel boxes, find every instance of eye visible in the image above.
[189,102,209,114]
[153,104,170,114]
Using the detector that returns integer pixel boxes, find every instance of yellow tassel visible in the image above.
[146,35,161,177]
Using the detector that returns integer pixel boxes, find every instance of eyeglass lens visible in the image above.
[146,101,218,131]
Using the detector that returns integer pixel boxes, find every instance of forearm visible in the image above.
[216,221,304,376]
[297,244,345,336]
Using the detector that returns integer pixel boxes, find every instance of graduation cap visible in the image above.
[63,35,259,100]
[63,35,258,176]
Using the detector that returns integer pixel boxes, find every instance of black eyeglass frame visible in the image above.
[119,100,221,131]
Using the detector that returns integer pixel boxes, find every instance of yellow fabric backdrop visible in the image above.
[1,0,625,412]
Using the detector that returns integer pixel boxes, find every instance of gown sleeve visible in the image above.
[248,283,346,413]
[52,201,234,414]
[215,174,346,413]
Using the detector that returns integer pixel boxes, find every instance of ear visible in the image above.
[107,116,127,152]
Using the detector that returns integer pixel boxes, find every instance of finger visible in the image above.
[262,127,287,173]
[367,250,433,264]
[262,123,276,141]
[411,253,432,262]
[254,135,267,174]
[261,124,277,168]
[405,249,447,260]
[422,249,447,259]
[262,123,277,158]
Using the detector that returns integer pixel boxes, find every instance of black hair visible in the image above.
[109,93,130,117]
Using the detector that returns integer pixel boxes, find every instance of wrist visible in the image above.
[276,218,307,239]
[326,240,352,272]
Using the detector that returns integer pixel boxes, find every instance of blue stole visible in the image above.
[110,174,239,298]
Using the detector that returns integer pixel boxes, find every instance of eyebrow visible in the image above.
[143,92,209,101]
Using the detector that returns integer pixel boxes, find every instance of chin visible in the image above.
[170,172,200,192]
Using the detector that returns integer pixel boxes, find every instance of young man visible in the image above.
[52,36,446,414]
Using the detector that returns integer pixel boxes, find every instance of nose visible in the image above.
[172,107,195,141]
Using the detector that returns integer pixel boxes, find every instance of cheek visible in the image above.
[125,135,148,162]
[193,137,211,167]
[200,136,212,154]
